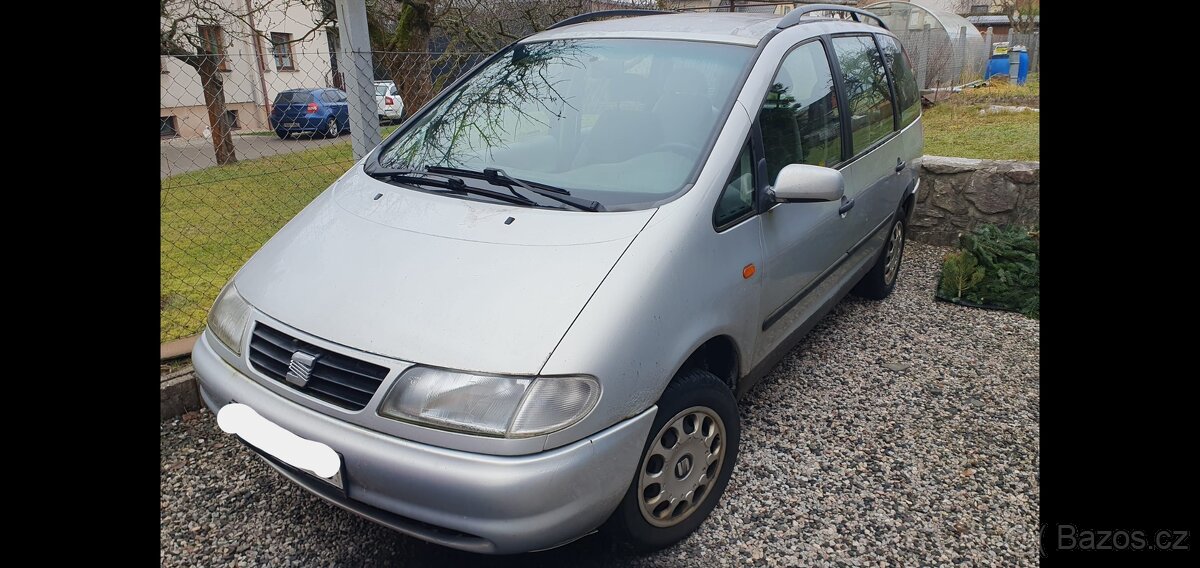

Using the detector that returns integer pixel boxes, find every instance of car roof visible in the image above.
[525,12,886,47]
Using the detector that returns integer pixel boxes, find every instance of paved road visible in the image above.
[160,133,350,179]
[160,243,1041,566]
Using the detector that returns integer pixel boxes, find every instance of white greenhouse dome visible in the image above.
[865,1,987,89]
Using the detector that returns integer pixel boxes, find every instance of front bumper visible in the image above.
[193,333,656,554]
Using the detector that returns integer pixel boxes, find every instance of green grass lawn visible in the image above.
[161,143,355,342]
[921,73,1039,161]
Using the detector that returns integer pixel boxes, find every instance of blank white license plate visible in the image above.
[217,403,344,489]
[283,122,299,127]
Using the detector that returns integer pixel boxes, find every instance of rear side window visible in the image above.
[320,90,339,103]
[831,35,895,155]
[876,35,920,128]
[758,40,842,183]
[274,91,313,105]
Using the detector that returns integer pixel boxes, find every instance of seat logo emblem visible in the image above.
[676,455,693,478]
[286,351,319,388]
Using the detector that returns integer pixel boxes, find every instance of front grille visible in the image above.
[248,323,390,410]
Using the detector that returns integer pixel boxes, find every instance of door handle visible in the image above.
[839,197,855,216]
[895,158,906,173]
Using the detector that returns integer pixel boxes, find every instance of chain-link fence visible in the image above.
[160,41,486,343]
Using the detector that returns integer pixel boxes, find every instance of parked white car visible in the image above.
[374,80,405,122]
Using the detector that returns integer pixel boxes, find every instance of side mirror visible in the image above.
[769,164,845,203]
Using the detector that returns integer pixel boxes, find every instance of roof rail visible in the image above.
[547,9,672,30]
[777,4,889,30]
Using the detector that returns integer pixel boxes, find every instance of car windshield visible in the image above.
[375,84,391,97]
[376,39,752,209]
[274,91,314,105]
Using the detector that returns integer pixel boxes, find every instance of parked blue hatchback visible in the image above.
[270,88,351,139]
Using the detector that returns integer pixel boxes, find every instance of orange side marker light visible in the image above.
[743,264,756,279]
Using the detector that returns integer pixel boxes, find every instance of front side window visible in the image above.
[831,35,895,155]
[377,39,753,209]
[876,34,920,128]
[758,40,842,184]
[271,32,295,71]
[714,140,756,229]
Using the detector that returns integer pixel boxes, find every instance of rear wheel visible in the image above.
[323,117,340,138]
[853,205,907,300]
[605,368,740,551]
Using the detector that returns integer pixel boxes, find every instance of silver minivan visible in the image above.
[196,7,923,555]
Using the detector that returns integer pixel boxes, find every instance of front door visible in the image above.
[754,39,854,358]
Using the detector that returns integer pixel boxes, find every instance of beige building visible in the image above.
[160,1,336,139]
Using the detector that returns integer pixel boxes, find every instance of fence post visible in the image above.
[1009,37,1020,80]
[1030,32,1039,73]
[984,25,993,75]
[334,0,382,160]
[958,26,968,85]
[916,23,930,90]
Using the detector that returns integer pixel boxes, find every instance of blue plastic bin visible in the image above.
[984,49,1030,85]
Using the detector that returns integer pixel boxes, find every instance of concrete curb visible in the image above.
[161,335,199,360]
[161,365,201,421]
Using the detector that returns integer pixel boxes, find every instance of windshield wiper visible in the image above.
[425,166,603,212]
[364,165,541,208]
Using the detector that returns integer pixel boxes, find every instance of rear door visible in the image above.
[875,33,923,205]
[828,34,905,245]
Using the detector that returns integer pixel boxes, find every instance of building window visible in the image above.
[970,3,990,15]
[224,110,240,130]
[271,32,295,71]
[198,25,230,72]
[161,116,178,138]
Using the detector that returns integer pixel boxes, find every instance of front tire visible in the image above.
[605,368,740,552]
[853,206,907,300]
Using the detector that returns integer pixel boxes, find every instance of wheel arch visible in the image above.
[675,335,741,394]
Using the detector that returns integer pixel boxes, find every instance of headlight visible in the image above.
[378,367,600,438]
[207,283,252,355]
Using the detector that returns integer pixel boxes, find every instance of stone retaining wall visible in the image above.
[911,156,1040,246]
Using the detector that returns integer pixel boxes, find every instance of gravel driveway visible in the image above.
[160,242,1040,566]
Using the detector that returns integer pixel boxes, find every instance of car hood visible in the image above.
[235,166,655,375]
